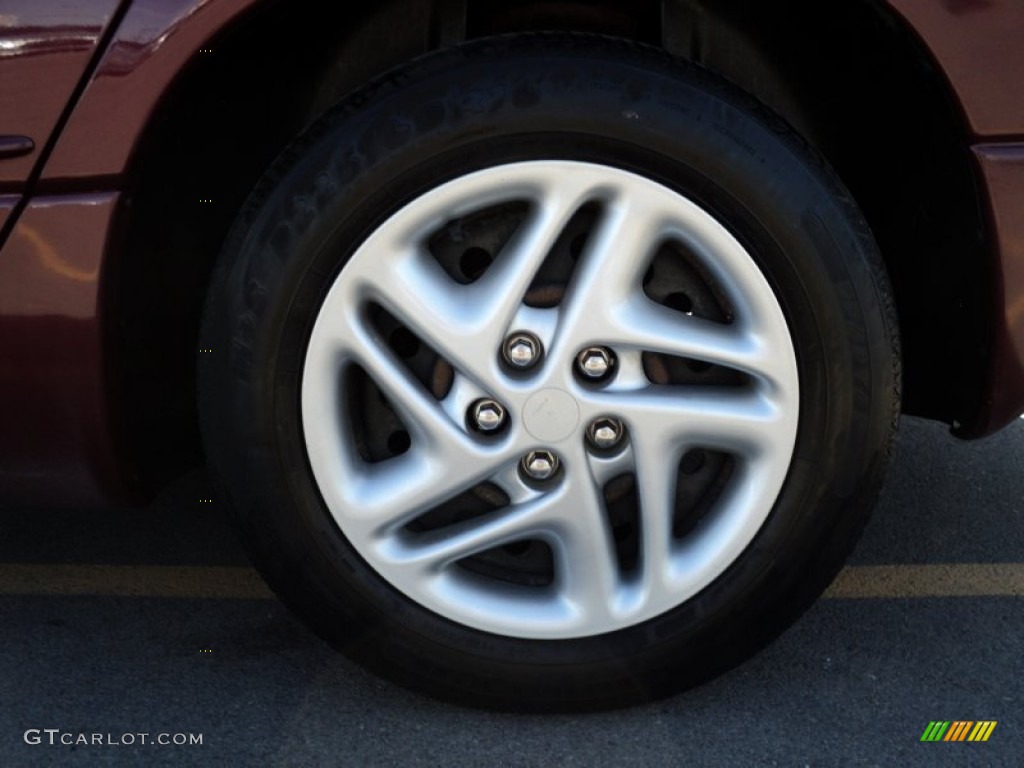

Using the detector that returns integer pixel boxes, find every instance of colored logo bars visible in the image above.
[920,721,997,742]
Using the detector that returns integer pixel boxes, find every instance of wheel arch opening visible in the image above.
[657,0,990,433]
[112,0,988,496]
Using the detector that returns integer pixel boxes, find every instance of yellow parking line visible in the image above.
[0,564,274,599]
[0,563,1021,600]
[824,564,1024,599]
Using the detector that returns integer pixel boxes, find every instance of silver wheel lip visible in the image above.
[300,160,800,640]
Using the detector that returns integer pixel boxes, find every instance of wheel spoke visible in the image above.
[589,385,786,458]
[630,431,680,604]
[374,462,621,626]
[360,176,596,387]
[375,492,552,575]
[470,180,594,338]
[362,251,503,389]
[608,296,785,386]
[552,194,666,362]
[343,323,470,450]
[545,468,621,623]
[585,442,637,488]
[313,327,516,533]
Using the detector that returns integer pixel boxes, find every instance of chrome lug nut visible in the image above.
[521,450,560,481]
[503,332,542,369]
[587,417,625,450]
[470,399,507,432]
[576,346,615,379]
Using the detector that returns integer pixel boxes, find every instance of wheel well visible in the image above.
[659,0,988,436]
[112,0,987,492]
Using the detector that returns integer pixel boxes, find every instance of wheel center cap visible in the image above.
[522,388,580,442]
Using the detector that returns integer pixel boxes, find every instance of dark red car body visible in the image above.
[2,0,1023,507]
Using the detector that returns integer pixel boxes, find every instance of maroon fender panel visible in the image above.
[0,194,125,506]
[886,0,1024,139]
[967,145,1024,436]
[35,0,1024,188]
[0,195,19,231]
[41,0,262,184]
[0,0,122,186]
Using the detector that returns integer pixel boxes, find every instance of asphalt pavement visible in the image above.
[1,415,1022,767]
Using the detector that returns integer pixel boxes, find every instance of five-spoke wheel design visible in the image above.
[301,161,799,639]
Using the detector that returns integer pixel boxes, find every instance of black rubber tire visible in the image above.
[199,34,900,711]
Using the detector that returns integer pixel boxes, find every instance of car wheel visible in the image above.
[200,35,899,710]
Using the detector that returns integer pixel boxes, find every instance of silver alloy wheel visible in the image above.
[301,161,799,639]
